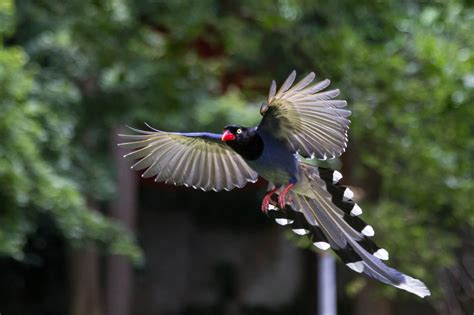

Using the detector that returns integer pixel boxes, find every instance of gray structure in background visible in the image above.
[318,253,336,315]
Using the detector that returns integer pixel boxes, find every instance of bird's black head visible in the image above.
[221,125,263,160]
[221,125,250,142]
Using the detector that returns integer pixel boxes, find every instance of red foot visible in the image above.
[278,183,295,209]
[261,187,279,213]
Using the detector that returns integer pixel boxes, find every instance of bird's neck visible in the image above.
[227,129,264,161]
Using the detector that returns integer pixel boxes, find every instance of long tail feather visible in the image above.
[267,163,430,298]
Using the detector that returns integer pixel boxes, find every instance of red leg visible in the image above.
[278,183,295,209]
[261,187,279,213]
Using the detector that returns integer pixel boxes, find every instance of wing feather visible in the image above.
[197,145,209,190]
[165,140,191,185]
[180,144,198,187]
[300,79,331,94]
[259,71,351,159]
[268,80,277,100]
[210,148,223,191]
[286,72,315,93]
[119,127,258,191]
[275,70,296,98]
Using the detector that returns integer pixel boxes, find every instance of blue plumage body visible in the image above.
[246,129,299,187]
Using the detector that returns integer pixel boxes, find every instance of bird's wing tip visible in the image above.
[125,124,141,133]
[143,122,161,132]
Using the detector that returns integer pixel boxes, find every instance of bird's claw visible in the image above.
[261,198,271,213]
[261,187,279,213]
[278,195,286,209]
[261,198,279,213]
[278,183,295,209]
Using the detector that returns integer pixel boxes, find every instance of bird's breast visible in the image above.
[246,132,299,186]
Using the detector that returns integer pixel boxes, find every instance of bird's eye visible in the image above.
[237,129,242,134]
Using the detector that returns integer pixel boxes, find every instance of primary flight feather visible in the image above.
[118,70,430,298]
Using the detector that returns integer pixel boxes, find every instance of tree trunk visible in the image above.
[105,128,138,315]
[70,243,103,315]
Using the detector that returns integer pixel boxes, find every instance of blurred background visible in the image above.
[1,0,473,314]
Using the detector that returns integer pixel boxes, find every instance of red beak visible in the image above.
[221,130,235,142]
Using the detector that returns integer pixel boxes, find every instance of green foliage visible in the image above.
[342,3,474,296]
[0,0,14,38]
[0,0,142,263]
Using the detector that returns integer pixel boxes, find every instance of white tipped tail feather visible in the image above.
[266,162,431,298]
[395,275,431,298]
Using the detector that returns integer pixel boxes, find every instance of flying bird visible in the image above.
[118,71,430,298]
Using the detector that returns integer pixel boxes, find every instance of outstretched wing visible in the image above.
[118,126,258,191]
[258,71,351,159]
